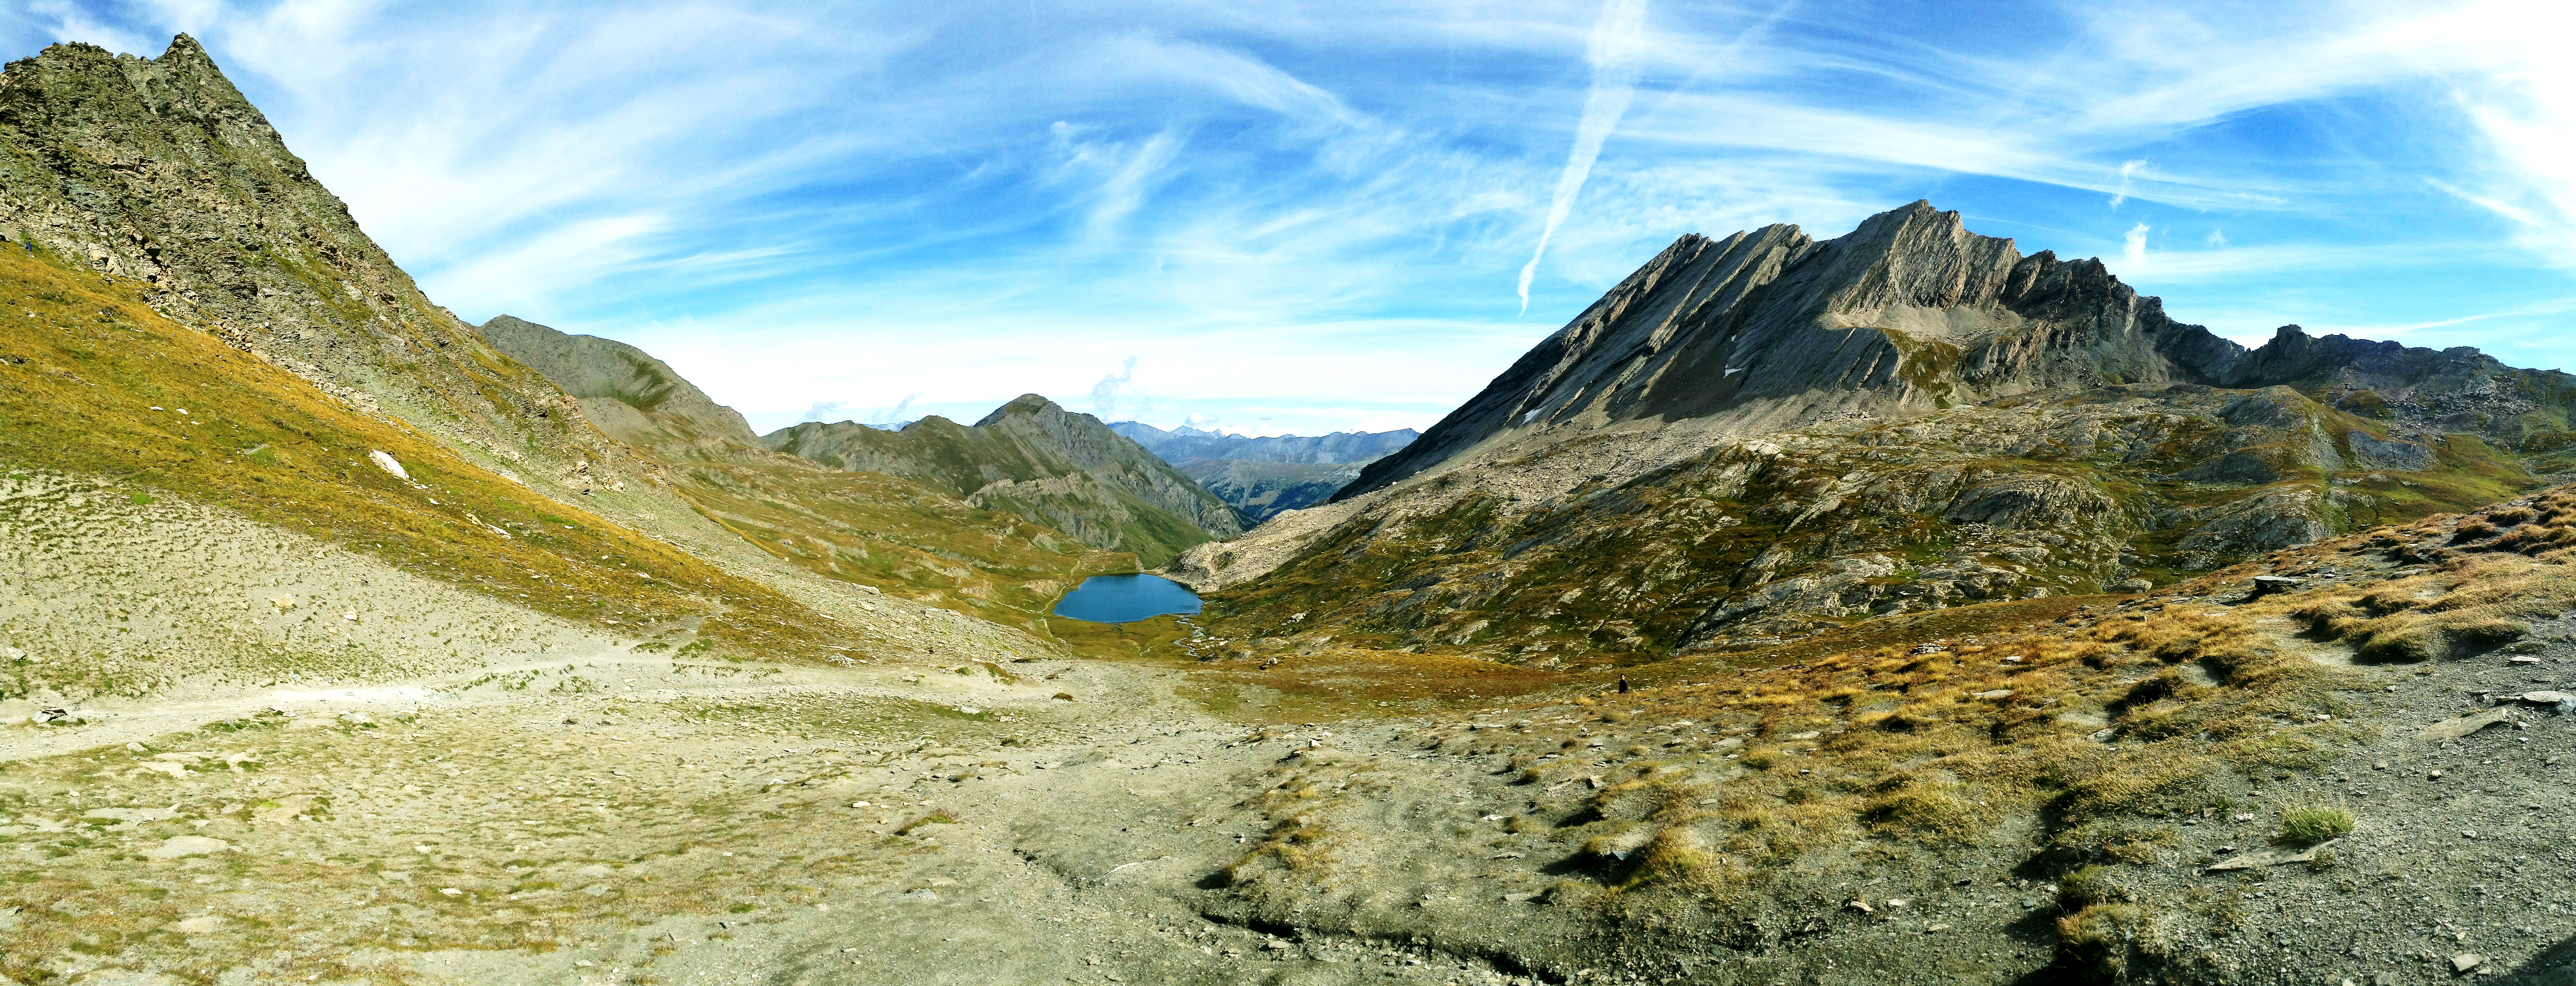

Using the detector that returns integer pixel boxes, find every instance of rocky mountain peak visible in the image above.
[976,393,1063,426]
[1341,201,2575,501]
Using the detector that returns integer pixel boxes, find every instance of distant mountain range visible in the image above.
[1109,422,1418,522]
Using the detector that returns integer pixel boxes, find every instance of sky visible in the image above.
[8,1,2576,437]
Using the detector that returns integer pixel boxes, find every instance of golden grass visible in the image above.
[0,249,847,661]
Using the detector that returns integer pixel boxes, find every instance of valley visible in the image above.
[1,31,2573,986]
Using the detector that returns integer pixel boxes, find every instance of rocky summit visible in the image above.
[9,31,2576,986]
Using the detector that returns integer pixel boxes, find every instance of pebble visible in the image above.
[2452,953,2484,973]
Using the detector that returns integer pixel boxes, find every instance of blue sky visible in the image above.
[10,1,2575,436]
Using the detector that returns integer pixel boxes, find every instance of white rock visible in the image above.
[171,915,224,934]
[368,450,408,480]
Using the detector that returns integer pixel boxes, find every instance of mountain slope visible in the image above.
[765,396,1243,567]
[1181,203,2558,663]
[1111,421,1418,521]
[478,316,1136,625]
[1343,201,2570,499]
[0,36,1108,650]
[478,314,757,452]
[0,37,636,491]
[0,247,855,670]
[1179,458,1370,522]
[1109,422,1418,466]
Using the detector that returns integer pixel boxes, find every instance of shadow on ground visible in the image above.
[2499,935,2576,985]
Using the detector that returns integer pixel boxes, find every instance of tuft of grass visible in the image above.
[2277,799,2354,846]
[893,811,957,836]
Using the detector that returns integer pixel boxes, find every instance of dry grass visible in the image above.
[0,249,845,661]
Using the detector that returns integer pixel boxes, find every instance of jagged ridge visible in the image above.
[1346,202,2576,499]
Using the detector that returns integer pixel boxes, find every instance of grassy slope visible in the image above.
[1207,389,2537,668]
[0,247,850,660]
[663,460,1132,637]
[768,415,1220,568]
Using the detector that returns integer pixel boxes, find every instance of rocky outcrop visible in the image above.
[765,396,1243,567]
[478,315,758,453]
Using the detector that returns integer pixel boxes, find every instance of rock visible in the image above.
[2508,656,2544,665]
[1502,891,1539,903]
[368,450,408,480]
[35,707,71,723]
[170,915,224,934]
[270,596,295,611]
[1973,689,2013,700]
[440,887,463,897]
[126,741,146,753]
[2207,839,2339,872]
[2452,953,2484,974]
[2419,707,2515,740]
[147,836,230,859]
[2250,575,2304,597]
[2516,690,2570,705]
[1846,899,1874,914]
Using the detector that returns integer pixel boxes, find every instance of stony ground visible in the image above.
[8,481,2576,985]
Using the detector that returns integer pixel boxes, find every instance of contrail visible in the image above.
[1518,0,1650,314]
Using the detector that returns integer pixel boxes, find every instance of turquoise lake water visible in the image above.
[1051,573,1202,623]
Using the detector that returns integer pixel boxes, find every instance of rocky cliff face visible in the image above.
[1186,203,2567,663]
[479,315,759,453]
[0,37,630,489]
[765,396,1244,567]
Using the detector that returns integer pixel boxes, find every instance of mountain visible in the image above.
[1176,458,1369,522]
[1108,421,1419,465]
[765,396,1245,567]
[1341,201,2568,499]
[1109,421,1419,522]
[478,315,757,452]
[0,36,636,494]
[1179,202,2567,660]
[476,316,1124,623]
[0,36,1109,646]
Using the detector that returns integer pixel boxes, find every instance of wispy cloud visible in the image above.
[2110,160,2145,209]
[1518,0,1649,313]
[13,0,2576,437]
[1089,357,1142,420]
